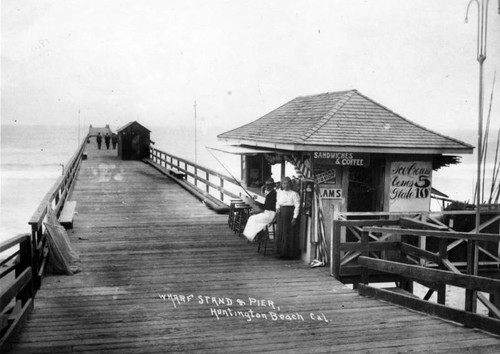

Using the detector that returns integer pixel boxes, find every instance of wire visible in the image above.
[206,147,255,200]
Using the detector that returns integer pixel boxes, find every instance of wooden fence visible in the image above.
[331,212,500,335]
[0,133,89,350]
[147,147,247,211]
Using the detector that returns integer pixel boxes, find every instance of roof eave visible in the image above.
[218,138,474,155]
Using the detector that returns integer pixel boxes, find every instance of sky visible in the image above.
[2,0,499,137]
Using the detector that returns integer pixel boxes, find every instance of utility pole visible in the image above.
[78,108,81,147]
[464,0,498,313]
[194,100,198,164]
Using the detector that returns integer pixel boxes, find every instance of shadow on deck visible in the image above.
[7,143,500,353]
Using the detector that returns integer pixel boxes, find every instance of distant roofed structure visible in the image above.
[89,124,113,137]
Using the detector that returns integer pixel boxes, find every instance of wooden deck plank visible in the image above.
[6,144,500,353]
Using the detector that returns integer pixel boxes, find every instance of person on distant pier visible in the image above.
[104,133,111,149]
[243,178,277,242]
[275,176,300,258]
[96,132,102,150]
[111,133,118,149]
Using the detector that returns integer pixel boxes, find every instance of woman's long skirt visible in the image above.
[276,206,299,258]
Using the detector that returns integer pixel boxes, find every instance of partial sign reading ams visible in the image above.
[319,187,342,199]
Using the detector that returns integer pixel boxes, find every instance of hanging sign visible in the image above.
[313,152,370,167]
[314,169,337,184]
[319,184,343,199]
[389,161,432,212]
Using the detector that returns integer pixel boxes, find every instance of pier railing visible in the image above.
[147,147,244,212]
[331,211,500,335]
[0,133,89,349]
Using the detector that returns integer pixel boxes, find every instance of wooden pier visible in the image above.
[3,141,500,353]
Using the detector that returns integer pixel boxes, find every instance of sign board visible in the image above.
[313,152,370,167]
[319,185,342,199]
[314,169,337,184]
[389,161,432,212]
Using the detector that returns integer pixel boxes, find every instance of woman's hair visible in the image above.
[282,177,292,184]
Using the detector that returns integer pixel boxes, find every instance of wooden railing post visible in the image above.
[17,235,34,305]
[30,224,41,291]
[360,229,369,285]
[489,291,500,318]
[206,172,210,193]
[331,220,341,278]
[465,239,479,312]
[220,179,224,201]
[437,238,448,305]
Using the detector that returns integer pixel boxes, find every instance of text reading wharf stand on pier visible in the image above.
[2,91,500,353]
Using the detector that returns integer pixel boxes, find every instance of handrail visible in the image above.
[332,213,500,335]
[0,133,89,352]
[331,212,500,332]
[148,146,245,206]
[0,233,33,350]
[30,134,88,226]
[364,226,500,242]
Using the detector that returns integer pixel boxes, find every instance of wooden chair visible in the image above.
[228,199,243,230]
[232,204,252,236]
[257,220,276,255]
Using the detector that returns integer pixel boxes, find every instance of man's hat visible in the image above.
[265,178,275,185]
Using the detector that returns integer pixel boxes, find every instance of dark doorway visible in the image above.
[347,159,385,212]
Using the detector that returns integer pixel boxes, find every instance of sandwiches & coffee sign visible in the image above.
[313,152,370,167]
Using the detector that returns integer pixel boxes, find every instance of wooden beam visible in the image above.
[400,242,440,264]
[400,217,448,230]
[0,234,30,254]
[358,284,500,336]
[477,293,500,319]
[337,219,400,227]
[358,256,500,293]
[364,226,500,243]
[340,241,400,252]
[0,299,34,352]
[0,267,32,311]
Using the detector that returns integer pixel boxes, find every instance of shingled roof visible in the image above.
[217,90,473,154]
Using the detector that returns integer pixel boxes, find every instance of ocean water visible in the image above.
[1,124,496,245]
[1,125,81,243]
[0,123,242,245]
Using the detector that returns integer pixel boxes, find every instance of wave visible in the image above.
[1,162,64,168]
[1,170,61,180]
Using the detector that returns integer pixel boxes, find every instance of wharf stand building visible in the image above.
[217,89,473,266]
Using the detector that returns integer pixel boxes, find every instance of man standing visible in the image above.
[104,133,111,150]
[96,133,102,150]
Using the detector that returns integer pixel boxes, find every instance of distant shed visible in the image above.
[117,121,151,160]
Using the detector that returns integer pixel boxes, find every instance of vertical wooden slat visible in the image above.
[16,237,33,305]
[30,224,41,291]
[465,240,478,312]
[360,229,369,285]
[437,238,447,305]
[220,179,224,201]
[331,220,341,278]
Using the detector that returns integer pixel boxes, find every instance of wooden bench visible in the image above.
[58,201,77,229]
[169,170,186,180]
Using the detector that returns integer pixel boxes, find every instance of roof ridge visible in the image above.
[354,91,474,149]
[297,89,355,99]
[298,90,356,143]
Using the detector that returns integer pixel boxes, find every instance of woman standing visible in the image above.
[275,177,300,258]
